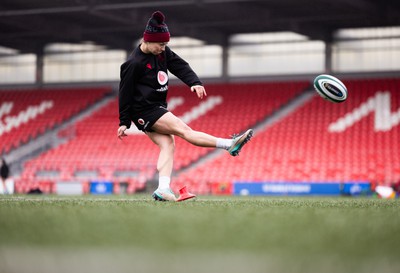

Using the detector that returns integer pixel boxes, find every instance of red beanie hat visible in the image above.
[143,11,170,43]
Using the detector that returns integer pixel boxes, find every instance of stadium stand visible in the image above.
[171,78,400,194]
[169,81,309,170]
[0,87,111,154]
[15,81,308,193]
[14,78,400,195]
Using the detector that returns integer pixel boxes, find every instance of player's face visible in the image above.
[147,42,168,55]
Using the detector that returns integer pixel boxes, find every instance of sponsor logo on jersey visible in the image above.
[157,71,168,85]
[156,86,168,92]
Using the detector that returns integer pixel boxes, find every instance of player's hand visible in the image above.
[117,125,128,140]
[191,85,207,99]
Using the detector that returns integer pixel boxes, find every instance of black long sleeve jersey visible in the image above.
[118,45,203,128]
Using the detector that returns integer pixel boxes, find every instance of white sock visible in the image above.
[216,138,233,150]
[158,176,171,189]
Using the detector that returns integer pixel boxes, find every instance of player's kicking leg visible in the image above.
[227,129,253,156]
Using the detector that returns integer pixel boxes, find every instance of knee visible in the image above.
[159,135,175,154]
[176,124,193,140]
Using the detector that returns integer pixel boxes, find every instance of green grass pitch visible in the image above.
[0,195,399,273]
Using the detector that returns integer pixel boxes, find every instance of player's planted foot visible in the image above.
[152,188,177,201]
[228,129,253,156]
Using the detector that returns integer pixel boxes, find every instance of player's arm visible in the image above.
[118,61,136,138]
[190,85,207,99]
[165,47,206,98]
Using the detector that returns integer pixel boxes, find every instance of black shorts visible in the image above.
[132,106,169,132]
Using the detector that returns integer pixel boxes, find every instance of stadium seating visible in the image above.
[15,78,400,195]
[0,87,111,154]
[170,81,309,170]
[171,78,400,194]
[16,81,308,193]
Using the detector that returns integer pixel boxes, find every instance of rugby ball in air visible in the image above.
[313,74,347,103]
